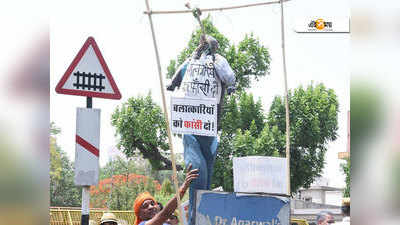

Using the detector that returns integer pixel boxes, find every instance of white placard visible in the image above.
[170,97,217,137]
[233,156,288,195]
[294,16,350,33]
[75,108,101,186]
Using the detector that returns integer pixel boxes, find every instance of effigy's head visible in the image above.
[205,35,219,55]
[194,35,219,59]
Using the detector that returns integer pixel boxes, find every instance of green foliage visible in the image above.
[213,91,275,191]
[153,191,189,207]
[166,19,272,191]
[90,177,148,210]
[50,137,62,181]
[145,177,157,196]
[111,93,180,171]
[92,156,186,210]
[111,17,339,196]
[160,178,174,195]
[92,156,160,210]
[166,16,270,92]
[50,122,81,207]
[100,156,149,180]
[267,83,339,193]
[341,158,350,197]
[50,121,61,135]
[166,16,230,79]
[213,83,339,194]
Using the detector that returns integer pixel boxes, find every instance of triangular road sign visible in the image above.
[55,37,121,99]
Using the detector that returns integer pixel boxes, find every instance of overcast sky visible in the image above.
[50,0,349,188]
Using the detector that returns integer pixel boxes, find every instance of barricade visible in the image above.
[49,208,135,225]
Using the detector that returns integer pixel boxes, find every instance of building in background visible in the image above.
[297,177,344,206]
[291,177,343,224]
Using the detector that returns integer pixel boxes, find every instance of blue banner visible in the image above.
[195,191,290,225]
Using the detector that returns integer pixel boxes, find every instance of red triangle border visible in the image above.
[55,37,121,100]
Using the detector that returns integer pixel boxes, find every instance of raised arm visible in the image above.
[145,165,199,225]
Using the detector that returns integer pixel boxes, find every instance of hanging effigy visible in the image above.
[167,16,236,224]
[145,2,292,224]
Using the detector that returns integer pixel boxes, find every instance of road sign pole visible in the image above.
[81,97,93,225]
[81,186,90,225]
[87,97,92,108]
[56,37,116,225]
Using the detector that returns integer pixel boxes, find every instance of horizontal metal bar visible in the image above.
[143,0,292,15]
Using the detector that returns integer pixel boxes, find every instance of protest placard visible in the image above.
[233,156,288,195]
[170,96,217,136]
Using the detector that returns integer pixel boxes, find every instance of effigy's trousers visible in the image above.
[183,134,218,225]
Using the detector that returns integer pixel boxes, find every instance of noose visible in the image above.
[185,3,205,36]
[185,2,226,129]
[185,3,209,60]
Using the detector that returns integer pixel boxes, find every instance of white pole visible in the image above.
[144,1,184,224]
[81,186,90,225]
[280,0,291,195]
[81,97,93,225]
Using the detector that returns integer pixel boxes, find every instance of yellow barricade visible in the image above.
[50,208,135,225]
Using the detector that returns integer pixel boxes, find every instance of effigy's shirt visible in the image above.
[178,53,235,104]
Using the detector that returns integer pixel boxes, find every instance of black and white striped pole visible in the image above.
[81,187,90,225]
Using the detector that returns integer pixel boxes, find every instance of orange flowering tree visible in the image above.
[90,173,161,210]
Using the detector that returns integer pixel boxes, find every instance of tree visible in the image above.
[111,93,184,171]
[111,17,339,195]
[92,156,163,209]
[100,156,149,180]
[91,156,185,209]
[167,16,270,93]
[212,92,277,190]
[213,83,338,193]
[90,172,160,210]
[341,158,350,197]
[50,122,81,207]
[112,17,269,171]
[266,83,339,193]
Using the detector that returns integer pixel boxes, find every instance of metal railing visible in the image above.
[49,208,135,225]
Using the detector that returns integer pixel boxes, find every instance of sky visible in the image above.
[50,0,349,188]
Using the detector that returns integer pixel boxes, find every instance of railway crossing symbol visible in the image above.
[55,36,121,99]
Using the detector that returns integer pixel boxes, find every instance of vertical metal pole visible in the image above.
[144,1,184,225]
[81,187,90,225]
[280,0,291,195]
[87,97,92,108]
[81,96,92,225]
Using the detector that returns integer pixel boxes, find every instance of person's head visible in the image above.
[100,212,118,225]
[166,214,179,225]
[133,192,158,225]
[341,198,350,217]
[316,212,334,225]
